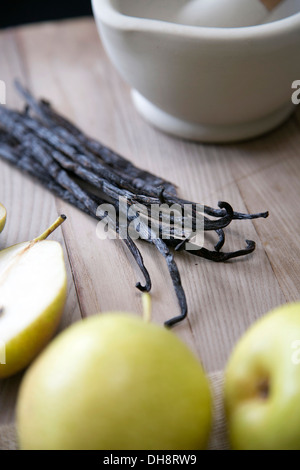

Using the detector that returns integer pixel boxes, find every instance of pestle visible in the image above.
[176,0,296,28]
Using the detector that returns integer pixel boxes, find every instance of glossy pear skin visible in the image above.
[0,240,67,379]
[0,203,6,233]
[17,313,212,450]
[224,302,300,450]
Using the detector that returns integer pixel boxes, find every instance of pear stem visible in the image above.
[34,215,67,242]
[142,293,152,323]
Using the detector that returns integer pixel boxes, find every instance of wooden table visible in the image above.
[0,17,299,431]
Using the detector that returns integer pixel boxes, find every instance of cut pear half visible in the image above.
[0,215,68,378]
[0,203,7,233]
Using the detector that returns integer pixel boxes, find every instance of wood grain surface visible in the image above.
[0,17,299,429]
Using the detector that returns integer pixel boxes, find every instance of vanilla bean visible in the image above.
[13,82,269,222]
[15,80,177,196]
[123,237,152,293]
[0,139,152,295]
[168,194,269,222]
[151,237,187,328]
[0,84,270,327]
[0,104,265,233]
[203,204,269,221]
[0,143,94,215]
[176,239,256,262]
[0,107,238,235]
[215,229,226,252]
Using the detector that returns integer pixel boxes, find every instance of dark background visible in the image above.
[0,0,93,29]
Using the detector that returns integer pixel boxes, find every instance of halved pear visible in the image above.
[0,203,6,233]
[0,215,68,379]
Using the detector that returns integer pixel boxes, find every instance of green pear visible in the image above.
[0,215,68,379]
[0,203,6,233]
[224,302,300,450]
[16,295,212,450]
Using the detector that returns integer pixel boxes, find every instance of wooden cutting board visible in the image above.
[0,17,299,429]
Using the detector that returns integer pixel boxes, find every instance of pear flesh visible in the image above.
[0,216,67,378]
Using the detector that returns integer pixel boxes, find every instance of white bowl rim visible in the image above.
[92,0,300,40]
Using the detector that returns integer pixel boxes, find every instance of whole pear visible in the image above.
[225,302,300,450]
[17,299,212,450]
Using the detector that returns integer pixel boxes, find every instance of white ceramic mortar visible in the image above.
[92,0,300,142]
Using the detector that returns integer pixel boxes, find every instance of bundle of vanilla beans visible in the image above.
[0,81,268,327]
